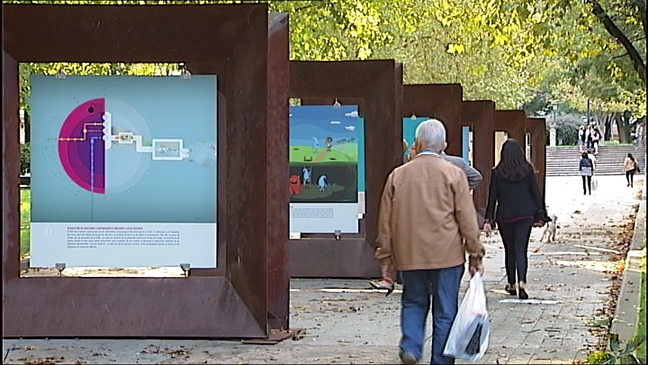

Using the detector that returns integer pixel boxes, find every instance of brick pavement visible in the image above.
[2,176,643,365]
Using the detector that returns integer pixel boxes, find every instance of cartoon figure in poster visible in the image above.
[312,137,320,152]
[326,137,333,151]
[318,175,328,192]
[289,174,302,195]
[289,105,359,203]
[302,167,311,185]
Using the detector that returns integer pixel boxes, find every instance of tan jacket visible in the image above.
[624,157,636,172]
[375,154,484,271]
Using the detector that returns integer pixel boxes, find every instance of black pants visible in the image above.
[581,175,592,194]
[499,219,533,285]
[586,138,594,150]
[626,170,635,186]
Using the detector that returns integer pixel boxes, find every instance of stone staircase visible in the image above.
[546,145,646,176]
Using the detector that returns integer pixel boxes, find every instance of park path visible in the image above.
[2,175,643,365]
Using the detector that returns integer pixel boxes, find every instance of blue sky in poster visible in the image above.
[402,116,431,148]
[289,105,360,147]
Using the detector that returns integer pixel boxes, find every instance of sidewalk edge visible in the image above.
[610,200,646,343]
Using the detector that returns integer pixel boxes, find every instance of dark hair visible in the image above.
[495,139,534,182]
[582,152,589,159]
[628,153,635,162]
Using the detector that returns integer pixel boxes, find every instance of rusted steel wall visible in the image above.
[288,60,402,278]
[265,13,290,330]
[3,4,287,338]
[462,100,496,218]
[402,84,463,157]
[526,117,547,197]
[494,110,527,145]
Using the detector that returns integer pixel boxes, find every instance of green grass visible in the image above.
[636,251,646,362]
[289,144,358,164]
[20,189,30,258]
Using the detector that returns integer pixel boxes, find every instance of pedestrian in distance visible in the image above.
[483,138,550,300]
[592,126,601,154]
[375,119,485,364]
[623,153,638,188]
[578,126,586,153]
[579,151,595,195]
[585,125,594,151]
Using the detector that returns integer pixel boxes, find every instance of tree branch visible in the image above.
[586,0,646,83]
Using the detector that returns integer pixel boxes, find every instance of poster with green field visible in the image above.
[289,105,360,233]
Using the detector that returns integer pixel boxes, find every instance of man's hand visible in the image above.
[469,255,484,277]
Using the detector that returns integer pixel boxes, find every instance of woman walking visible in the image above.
[623,153,637,187]
[483,139,549,300]
[580,152,594,195]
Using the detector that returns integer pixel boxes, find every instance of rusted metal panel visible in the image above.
[289,238,380,278]
[2,51,21,283]
[462,100,496,218]
[288,60,401,278]
[3,4,286,338]
[3,5,252,63]
[526,117,547,197]
[3,278,265,338]
[265,13,290,330]
[402,84,463,157]
[494,110,526,145]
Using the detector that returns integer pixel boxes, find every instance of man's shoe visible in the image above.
[400,352,417,365]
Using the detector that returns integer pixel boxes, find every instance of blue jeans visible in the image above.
[400,265,464,365]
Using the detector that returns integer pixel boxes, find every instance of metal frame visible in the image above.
[526,117,547,197]
[287,61,402,278]
[2,4,289,338]
[494,110,527,144]
[402,84,463,157]
[462,100,496,216]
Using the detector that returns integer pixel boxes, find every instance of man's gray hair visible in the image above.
[415,118,447,151]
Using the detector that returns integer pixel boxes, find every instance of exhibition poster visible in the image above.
[289,105,361,233]
[30,75,218,268]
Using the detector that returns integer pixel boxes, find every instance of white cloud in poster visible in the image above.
[289,114,293,117]
[345,125,357,131]
[330,120,341,125]
[344,111,359,118]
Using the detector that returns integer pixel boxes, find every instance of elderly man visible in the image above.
[370,139,483,292]
[375,118,485,365]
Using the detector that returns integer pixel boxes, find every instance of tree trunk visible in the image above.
[615,112,632,143]
[587,0,647,83]
[603,114,612,141]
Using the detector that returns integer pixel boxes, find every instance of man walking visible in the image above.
[375,119,485,364]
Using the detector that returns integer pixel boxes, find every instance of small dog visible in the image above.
[540,214,558,243]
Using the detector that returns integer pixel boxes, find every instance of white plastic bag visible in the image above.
[443,272,490,362]
[592,177,598,191]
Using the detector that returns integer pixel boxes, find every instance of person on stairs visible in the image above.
[483,139,550,300]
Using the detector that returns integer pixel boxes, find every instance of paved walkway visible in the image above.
[3,175,644,365]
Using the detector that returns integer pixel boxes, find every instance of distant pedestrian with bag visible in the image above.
[579,152,594,195]
[483,139,550,300]
[623,153,638,188]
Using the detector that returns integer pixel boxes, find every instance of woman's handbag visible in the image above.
[635,162,641,173]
